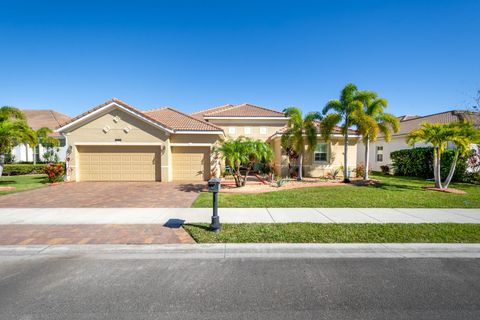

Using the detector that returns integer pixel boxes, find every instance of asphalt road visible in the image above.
[0,255,479,319]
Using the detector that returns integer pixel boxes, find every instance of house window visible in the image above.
[244,127,251,135]
[376,146,384,162]
[314,143,328,162]
[260,127,267,135]
[228,127,236,135]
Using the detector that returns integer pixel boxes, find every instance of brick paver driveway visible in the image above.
[0,182,205,208]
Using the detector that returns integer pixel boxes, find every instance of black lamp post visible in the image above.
[207,177,221,232]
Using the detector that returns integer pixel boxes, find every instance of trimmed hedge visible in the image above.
[390,147,469,182]
[2,164,47,176]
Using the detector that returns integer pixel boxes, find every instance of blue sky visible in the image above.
[1,0,479,117]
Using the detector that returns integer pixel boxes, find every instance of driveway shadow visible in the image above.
[176,183,206,193]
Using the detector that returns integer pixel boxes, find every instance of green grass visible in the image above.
[0,174,48,195]
[184,223,480,243]
[192,174,480,208]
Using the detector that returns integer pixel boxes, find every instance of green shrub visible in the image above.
[2,164,46,176]
[390,147,469,182]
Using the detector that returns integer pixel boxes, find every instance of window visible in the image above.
[376,146,384,162]
[260,127,267,135]
[244,127,251,135]
[314,143,328,162]
[228,127,236,135]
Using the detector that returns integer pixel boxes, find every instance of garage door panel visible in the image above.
[78,146,160,181]
[172,147,209,181]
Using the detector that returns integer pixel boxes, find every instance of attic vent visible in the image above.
[113,116,120,123]
[103,125,111,133]
[123,126,131,133]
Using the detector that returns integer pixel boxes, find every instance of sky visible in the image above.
[1,0,479,117]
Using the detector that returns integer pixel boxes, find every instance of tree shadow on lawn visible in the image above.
[0,179,15,185]
[183,223,210,231]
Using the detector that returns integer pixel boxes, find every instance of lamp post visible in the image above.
[207,177,221,232]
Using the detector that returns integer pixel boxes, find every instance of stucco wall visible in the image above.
[207,118,288,141]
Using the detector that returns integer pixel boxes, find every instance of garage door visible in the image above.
[78,146,161,181]
[172,147,209,181]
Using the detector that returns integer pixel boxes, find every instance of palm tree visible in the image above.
[33,127,60,165]
[355,91,400,180]
[0,107,37,177]
[321,83,365,182]
[281,107,322,180]
[443,120,480,188]
[407,122,452,189]
[217,137,273,187]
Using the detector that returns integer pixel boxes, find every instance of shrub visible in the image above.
[44,163,65,183]
[390,147,469,182]
[353,162,371,179]
[380,165,390,175]
[2,164,46,176]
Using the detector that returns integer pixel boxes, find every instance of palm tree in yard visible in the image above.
[443,120,480,188]
[407,122,452,189]
[0,106,37,177]
[355,91,400,180]
[33,127,60,165]
[321,83,369,182]
[281,107,322,180]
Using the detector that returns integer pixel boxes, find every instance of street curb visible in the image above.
[0,243,479,259]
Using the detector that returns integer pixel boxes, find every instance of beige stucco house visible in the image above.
[56,98,359,182]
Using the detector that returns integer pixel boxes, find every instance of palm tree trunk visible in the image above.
[297,153,303,180]
[433,147,442,189]
[0,153,4,178]
[343,130,350,183]
[33,145,37,165]
[444,151,459,189]
[364,139,370,180]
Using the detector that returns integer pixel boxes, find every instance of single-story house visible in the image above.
[56,98,360,182]
[11,109,71,163]
[357,110,480,172]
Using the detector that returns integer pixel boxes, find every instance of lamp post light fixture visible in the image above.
[207,177,221,232]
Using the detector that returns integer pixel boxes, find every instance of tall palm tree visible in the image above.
[0,106,37,176]
[443,120,480,188]
[281,107,322,180]
[33,127,60,165]
[355,91,400,180]
[321,83,366,182]
[407,122,452,189]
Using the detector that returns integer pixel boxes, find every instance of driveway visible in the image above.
[0,182,205,208]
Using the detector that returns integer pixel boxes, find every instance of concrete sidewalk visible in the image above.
[0,208,479,224]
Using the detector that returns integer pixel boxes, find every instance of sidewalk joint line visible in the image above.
[313,208,335,223]
[265,208,276,223]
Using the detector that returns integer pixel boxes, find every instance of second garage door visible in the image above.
[172,147,209,181]
[78,146,161,181]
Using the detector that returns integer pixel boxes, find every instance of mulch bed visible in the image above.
[0,186,16,191]
[423,187,467,194]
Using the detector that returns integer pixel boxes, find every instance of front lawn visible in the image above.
[184,223,480,243]
[0,174,48,195]
[192,174,480,208]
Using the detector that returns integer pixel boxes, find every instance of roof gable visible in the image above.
[144,108,223,132]
[191,103,286,118]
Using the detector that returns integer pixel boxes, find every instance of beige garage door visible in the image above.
[78,146,161,181]
[172,147,209,181]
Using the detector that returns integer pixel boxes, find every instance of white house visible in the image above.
[357,110,480,172]
[11,109,71,163]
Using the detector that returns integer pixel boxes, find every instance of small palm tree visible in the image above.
[0,107,37,176]
[217,137,273,187]
[321,83,365,182]
[355,91,399,180]
[33,127,60,165]
[281,107,322,180]
[443,121,480,188]
[407,122,452,189]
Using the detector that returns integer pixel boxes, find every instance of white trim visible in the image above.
[269,133,360,139]
[74,142,164,146]
[174,130,224,135]
[203,116,288,120]
[55,102,174,134]
[170,143,213,147]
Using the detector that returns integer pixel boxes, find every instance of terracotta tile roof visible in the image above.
[191,103,285,118]
[144,107,223,132]
[268,122,358,140]
[57,98,223,133]
[394,110,480,136]
[22,109,71,137]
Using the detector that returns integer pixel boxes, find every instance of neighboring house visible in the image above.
[357,110,480,172]
[56,98,359,182]
[11,109,71,163]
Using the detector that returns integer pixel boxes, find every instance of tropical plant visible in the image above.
[355,91,399,179]
[443,121,480,188]
[44,163,65,183]
[281,107,322,180]
[407,122,454,189]
[216,137,273,187]
[0,106,37,177]
[33,127,60,165]
[321,83,369,182]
